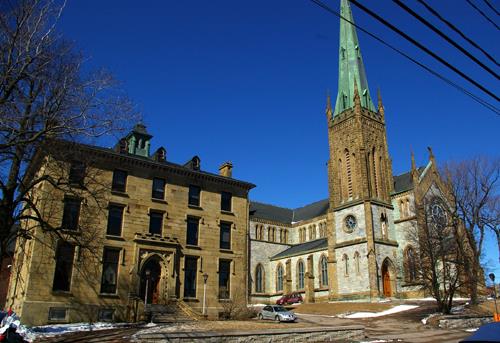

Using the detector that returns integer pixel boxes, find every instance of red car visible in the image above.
[276,292,303,305]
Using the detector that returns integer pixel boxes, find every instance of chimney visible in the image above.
[219,162,233,178]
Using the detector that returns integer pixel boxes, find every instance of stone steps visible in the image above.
[146,303,193,324]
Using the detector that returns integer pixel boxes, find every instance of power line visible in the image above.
[417,0,499,67]
[307,0,500,115]
[483,0,500,16]
[393,0,498,80]
[348,0,499,102]
[466,0,500,30]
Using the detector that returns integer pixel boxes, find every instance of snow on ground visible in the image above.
[421,312,441,325]
[132,322,196,337]
[30,322,131,338]
[340,305,419,319]
[465,328,478,332]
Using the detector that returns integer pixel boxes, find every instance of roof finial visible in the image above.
[427,146,436,165]
[377,88,385,120]
[326,90,333,119]
[411,149,416,171]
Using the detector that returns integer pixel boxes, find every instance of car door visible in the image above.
[263,306,272,319]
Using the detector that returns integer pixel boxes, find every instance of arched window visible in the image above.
[342,254,349,277]
[255,264,264,293]
[339,158,344,201]
[354,251,360,275]
[320,255,328,287]
[406,199,411,216]
[345,149,353,198]
[381,213,388,239]
[297,260,305,289]
[372,147,379,197]
[276,264,284,292]
[283,229,288,244]
[405,247,418,282]
[268,227,274,242]
[255,225,260,240]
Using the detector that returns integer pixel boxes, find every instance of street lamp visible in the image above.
[489,273,499,322]
[144,269,151,306]
[202,273,208,317]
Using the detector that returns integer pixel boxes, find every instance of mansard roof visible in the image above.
[250,199,329,224]
[271,238,328,260]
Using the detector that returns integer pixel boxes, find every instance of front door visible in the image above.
[140,257,162,304]
[382,261,392,297]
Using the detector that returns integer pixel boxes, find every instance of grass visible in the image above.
[293,302,394,316]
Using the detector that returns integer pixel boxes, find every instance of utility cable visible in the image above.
[308,0,500,115]
[466,0,500,30]
[483,0,500,16]
[417,0,499,67]
[392,0,498,79]
[348,0,499,102]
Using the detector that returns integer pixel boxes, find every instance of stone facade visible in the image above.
[6,126,255,325]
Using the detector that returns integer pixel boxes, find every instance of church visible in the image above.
[247,0,441,304]
[4,0,449,326]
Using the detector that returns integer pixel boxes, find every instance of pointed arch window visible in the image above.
[255,264,264,293]
[354,251,360,275]
[381,213,388,239]
[342,254,349,277]
[320,255,328,287]
[297,260,305,289]
[276,264,284,292]
[283,229,288,244]
[405,246,418,282]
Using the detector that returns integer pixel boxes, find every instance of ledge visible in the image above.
[111,190,129,198]
[106,235,125,241]
[183,297,200,302]
[188,205,203,210]
[98,293,120,299]
[186,245,202,250]
[51,291,73,297]
[220,210,234,216]
[219,249,233,254]
[151,198,168,204]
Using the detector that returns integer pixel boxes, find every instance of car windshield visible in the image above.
[273,306,287,312]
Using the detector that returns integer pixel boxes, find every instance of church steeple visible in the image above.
[334,0,376,116]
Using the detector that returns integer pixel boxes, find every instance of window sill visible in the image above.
[220,210,234,216]
[186,245,201,250]
[48,319,69,324]
[52,291,73,297]
[99,293,120,298]
[106,235,125,241]
[183,297,200,302]
[218,298,231,302]
[219,249,233,254]
[188,204,203,210]
[111,190,129,198]
[151,198,167,204]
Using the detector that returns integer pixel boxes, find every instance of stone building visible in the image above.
[247,0,447,304]
[6,124,255,325]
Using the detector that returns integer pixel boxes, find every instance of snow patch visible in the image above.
[31,322,131,338]
[465,328,478,332]
[340,305,419,318]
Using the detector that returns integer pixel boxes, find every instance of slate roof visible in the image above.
[249,202,293,223]
[392,167,425,194]
[271,238,328,260]
[294,199,329,222]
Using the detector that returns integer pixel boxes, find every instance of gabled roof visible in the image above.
[271,238,328,260]
[393,167,425,194]
[250,198,329,224]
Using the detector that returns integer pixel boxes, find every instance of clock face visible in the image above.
[344,215,357,232]
[430,201,447,229]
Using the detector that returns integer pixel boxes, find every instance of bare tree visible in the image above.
[443,157,500,304]
[0,0,137,262]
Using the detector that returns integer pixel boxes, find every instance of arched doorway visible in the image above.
[381,259,393,297]
[140,256,162,304]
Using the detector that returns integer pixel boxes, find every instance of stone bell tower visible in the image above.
[326,0,395,300]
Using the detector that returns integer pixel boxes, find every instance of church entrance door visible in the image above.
[382,260,392,297]
[140,257,162,304]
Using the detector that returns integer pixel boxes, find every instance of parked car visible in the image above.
[258,305,296,322]
[276,292,303,305]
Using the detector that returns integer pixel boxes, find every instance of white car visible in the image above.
[258,305,296,322]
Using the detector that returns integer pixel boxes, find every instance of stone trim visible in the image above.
[250,217,292,227]
[394,215,417,224]
[334,238,367,249]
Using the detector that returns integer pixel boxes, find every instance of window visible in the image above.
[255,264,264,293]
[98,309,115,322]
[268,227,274,242]
[52,242,75,291]
[221,191,232,212]
[149,211,163,235]
[381,213,388,239]
[276,264,284,292]
[184,256,197,298]
[283,229,288,244]
[100,248,120,294]
[61,198,81,231]
[219,260,231,299]
[220,222,231,250]
[345,149,353,198]
[186,217,199,246]
[48,308,67,321]
[152,178,165,199]
[297,260,305,289]
[188,185,201,206]
[112,169,127,192]
[69,161,85,186]
[405,247,418,282]
[107,205,124,236]
[320,255,328,287]
[342,254,349,277]
[354,251,360,275]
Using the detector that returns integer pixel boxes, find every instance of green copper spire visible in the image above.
[334,0,376,116]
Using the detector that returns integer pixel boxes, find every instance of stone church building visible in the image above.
[4,0,448,326]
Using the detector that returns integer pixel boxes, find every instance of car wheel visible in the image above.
[258,314,263,320]
[275,315,280,322]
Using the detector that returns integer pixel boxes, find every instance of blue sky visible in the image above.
[58,1,499,275]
